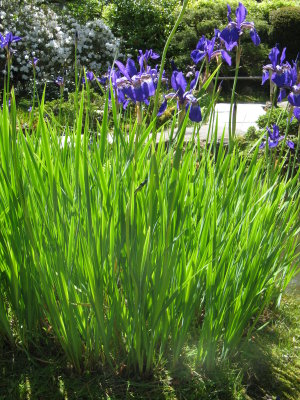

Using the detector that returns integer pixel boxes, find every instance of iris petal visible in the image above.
[288,92,300,107]
[269,46,280,68]
[293,107,300,121]
[220,27,239,51]
[249,28,260,46]
[262,71,269,85]
[280,47,286,65]
[221,50,232,66]
[171,71,187,98]
[227,4,232,22]
[191,49,205,64]
[157,99,168,116]
[188,104,202,122]
[269,140,278,148]
[273,124,280,139]
[115,60,131,81]
[236,2,248,28]
[126,58,138,77]
[134,85,144,102]
[272,73,286,88]
[190,71,199,90]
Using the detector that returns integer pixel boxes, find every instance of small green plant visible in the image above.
[257,107,299,137]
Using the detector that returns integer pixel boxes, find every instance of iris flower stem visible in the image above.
[136,102,142,126]
[178,107,185,128]
[6,54,11,98]
[270,77,276,106]
[279,107,293,163]
[59,85,63,125]
[265,83,278,175]
[29,68,36,131]
[152,0,189,139]
[228,44,241,152]
[266,84,277,127]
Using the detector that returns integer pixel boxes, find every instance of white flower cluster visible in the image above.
[0,0,119,90]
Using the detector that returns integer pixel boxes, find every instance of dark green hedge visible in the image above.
[270,7,300,60]
[102,0,179,57]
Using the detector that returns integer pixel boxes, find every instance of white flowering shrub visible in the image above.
[0,0,119,94]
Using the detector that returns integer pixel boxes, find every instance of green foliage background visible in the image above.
[42,0,300,79]
[102,0,181,57]
[101,0,300,92]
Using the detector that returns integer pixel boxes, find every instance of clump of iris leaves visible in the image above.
[0,1,299,376]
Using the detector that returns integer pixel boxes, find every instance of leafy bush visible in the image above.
[257,107,299,137]
[0,0,119,94]
[103,0,180,57]
[48,0,106,23]
[169,5,226,69]
[270,7,300,60]
[18,88,106,130]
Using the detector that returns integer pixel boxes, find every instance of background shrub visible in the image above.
[169,4,226,69]
[46,0,106,23]
[103,0,180,58]
[0,0,119,97]
[101,0,299,78]
[270,7,300,61]
[257,107,299,137]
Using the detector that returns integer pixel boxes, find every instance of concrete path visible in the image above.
[174,103,266,142]
[58,103,266,147]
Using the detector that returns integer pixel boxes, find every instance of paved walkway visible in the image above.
[59,103,266,147]
[174,103,266,142]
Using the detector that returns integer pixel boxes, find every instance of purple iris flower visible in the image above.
[262,45,287,85]
[55,76,64,86]
[191,35,231,66]
[293,107,300,121]
[114,58,157,105]
[157,70,202,123]
[190,71,200,90]
[82,71,95,84]
[0,32,22,49]
[220,3,260,51]
[97,75,108,85]
[138,49,160,72]
[259,124,294,149]
[29,57,39,67]
[261,46,298,102]
[97,67,129,107]
[287,84,300,107]
[273,61,298,102]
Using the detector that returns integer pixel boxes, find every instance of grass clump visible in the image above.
[0,88,299,377]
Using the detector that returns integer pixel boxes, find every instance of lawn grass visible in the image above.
[1,291,299,400]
